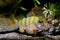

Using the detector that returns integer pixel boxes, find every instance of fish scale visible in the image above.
[19,16,46,34]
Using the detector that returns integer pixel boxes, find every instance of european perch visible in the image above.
[0,16,49,34]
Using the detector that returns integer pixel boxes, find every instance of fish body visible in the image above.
[19,16,48,34]
[0,16,48,34]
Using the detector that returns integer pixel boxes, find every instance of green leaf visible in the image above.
[20,7,27,11]
[35,0,40,5]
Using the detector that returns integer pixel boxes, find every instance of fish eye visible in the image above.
[38,21,43,23]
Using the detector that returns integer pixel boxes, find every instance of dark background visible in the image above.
[0,0,57,17]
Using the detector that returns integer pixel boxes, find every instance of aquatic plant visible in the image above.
[43,1,60,18]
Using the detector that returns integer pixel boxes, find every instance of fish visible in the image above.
[0,15,48,35]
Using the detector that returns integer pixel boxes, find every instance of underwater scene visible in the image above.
[0,0,60,40]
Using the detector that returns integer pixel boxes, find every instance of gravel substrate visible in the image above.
[0,32,44,40]
[0,32,60,40]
